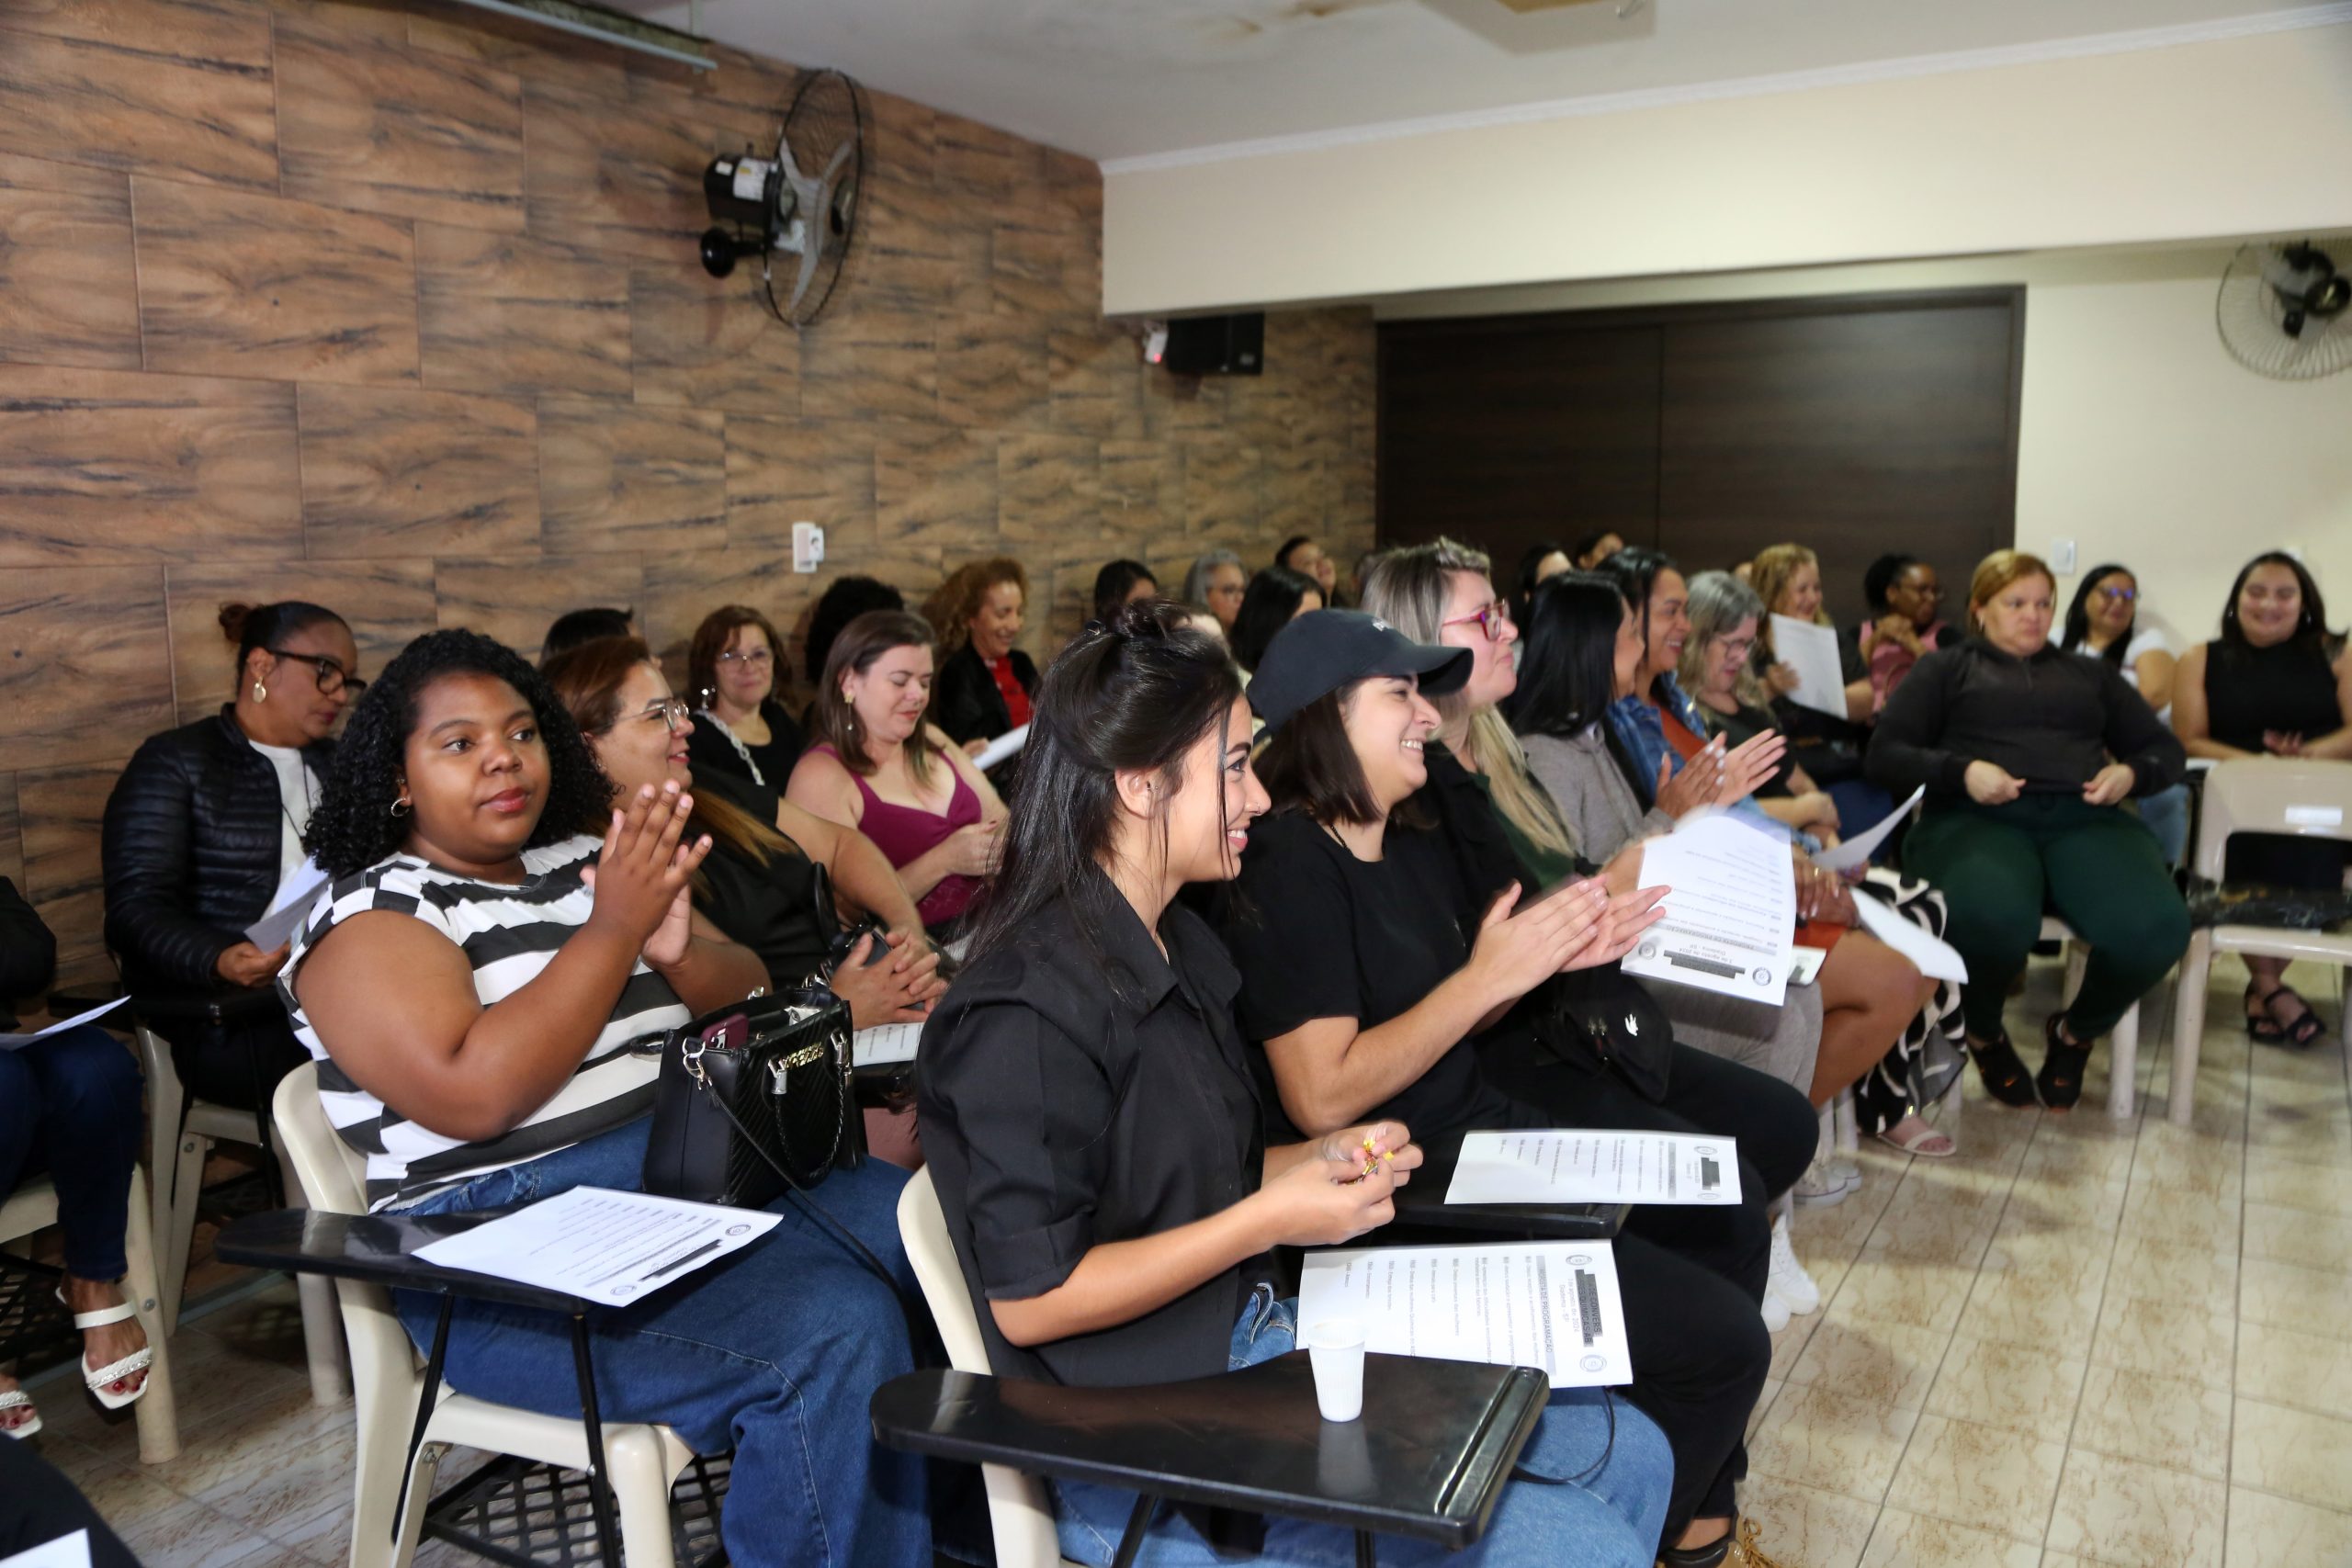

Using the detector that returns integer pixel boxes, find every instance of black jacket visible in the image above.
[1868,637,2185,804]
[1,876,58,1030]
[930,644,1035,749]
[101,708,334,991]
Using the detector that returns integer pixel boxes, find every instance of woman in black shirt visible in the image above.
[1233,609,1805,1568]
[1869,550,2188,1110]
[919,604,1671,1568]
[684,605,806,788]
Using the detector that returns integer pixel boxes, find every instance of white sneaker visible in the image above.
[1792,1156,1852,1207]
[1760,1285,1792,1334]
[1828,1156,1860,1189]
[1766,1215,1822,1316]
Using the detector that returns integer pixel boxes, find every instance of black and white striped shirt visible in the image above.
[279,835,689,1213]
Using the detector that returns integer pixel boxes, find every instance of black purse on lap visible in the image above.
[639,985,857,1209]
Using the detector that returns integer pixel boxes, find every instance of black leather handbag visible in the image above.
[639,985,858,1209]
[1541,965,1676,1103]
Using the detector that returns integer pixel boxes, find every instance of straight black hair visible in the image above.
[1090,558,1158,625]
[541,606,635,662]
[219,601,345,679]
[961,602,1243,996]
[806,576,906,684]
[1510,540,1568,625]
[2059,563,2135,667]
[1274,536,1316,571]
[2220,550,2340,660]
[1229,566,1322,672]
[1511,573,1654,805]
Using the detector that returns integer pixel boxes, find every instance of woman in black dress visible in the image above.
[2173,550,2352,1044]
[684,604,805,788]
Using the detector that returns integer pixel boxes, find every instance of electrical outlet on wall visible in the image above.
[2049,537,2076,574]
[792,521,824,574]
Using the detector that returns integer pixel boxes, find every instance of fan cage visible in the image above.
[2216,232,2352,380]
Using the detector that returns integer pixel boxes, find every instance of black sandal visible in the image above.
[1969,1030,2039,1108]
[2245,983,2289,1043]
[2263,986,2329,1047]
[2037,1011,2093,1112]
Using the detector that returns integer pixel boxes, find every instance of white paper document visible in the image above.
[853,1021,922,1067]
[0,996,129,1052]
[973,723,1030,772]
[1298,1242,1633,1388]
[244,858,330,951]
[414,1186,780,1306]
[1622,811,1795,1005]
[1446,1129,1744,1207]
[1769,615,1851,719]
[1849,891,1970,984]
[0,1529,95,1568]
[1810,786,1925,874]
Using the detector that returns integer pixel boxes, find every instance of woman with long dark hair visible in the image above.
[1227,564,1324,675]
[2060,564,2188,863]
[787,611,1007,932]
[1232,608,1801,1566]
[286,629,929,1567]
[1508,539,1571,628]
[2173,550,2352,1044]
[920,604,1672,1568]
[103,600,362,1109]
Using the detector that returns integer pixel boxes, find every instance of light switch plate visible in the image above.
[792,521,824,574]
[2049,537,2076,573]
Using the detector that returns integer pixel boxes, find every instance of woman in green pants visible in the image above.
[1867,550,2189,1111]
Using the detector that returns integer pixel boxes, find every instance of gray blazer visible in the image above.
[1520,726,1675,865]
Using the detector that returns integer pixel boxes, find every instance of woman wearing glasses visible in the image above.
[685,605,806,789]
[101,602,363,1111]
[2059,565,2188,864]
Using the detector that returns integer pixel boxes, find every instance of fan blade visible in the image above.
[788,226,824,319]
[820,136,856,186]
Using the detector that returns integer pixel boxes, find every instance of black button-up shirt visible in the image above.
[916,878,1268,1387]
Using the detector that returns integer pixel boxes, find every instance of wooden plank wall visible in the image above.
[0,0,1377,982]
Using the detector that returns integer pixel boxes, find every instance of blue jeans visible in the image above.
[392,1119,931,1568]
[2136,782,2191,866]
[0,1026,141,1280]
[1053,1289,1673,1568]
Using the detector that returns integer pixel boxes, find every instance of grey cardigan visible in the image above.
[1520,726,1675,865]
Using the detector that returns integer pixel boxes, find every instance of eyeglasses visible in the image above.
[602,696,692,736]
[717,647,774,669]
[2096,586,2137,604]
[1716,635,1758,660]
[1440,601,1513,642]
[268,649,366,697]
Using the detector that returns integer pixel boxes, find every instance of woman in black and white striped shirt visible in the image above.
[284,629,933,1568]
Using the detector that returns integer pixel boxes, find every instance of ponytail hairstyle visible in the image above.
[2060,564,2137,667]
[541,636,795,874]
[1363,537,1579,865]
[962,602,1244,995]
[220,601,346,686]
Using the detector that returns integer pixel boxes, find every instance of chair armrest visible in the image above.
[213,1208,589,1314]
[868,1355,1546,1551]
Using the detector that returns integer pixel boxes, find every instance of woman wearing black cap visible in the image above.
[1228,609,1800,1568]
[919,604,1673,1568]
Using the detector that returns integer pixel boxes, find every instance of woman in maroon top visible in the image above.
[787,611,1008,931]
[925,558,1038,767]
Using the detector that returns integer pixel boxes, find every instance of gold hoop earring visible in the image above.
[252,681,267,703]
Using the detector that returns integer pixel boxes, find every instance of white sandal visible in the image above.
[58,1289,152,1411]
[0,1386,40,1438]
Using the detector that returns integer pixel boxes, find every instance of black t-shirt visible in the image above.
[1699,698,1800,797]
[685,698,805,791]
[917,881,1269,1388]
[688,768,832,991]
[1225,809,1535,1144]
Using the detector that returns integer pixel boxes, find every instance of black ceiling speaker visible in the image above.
[1160,313,1264,377]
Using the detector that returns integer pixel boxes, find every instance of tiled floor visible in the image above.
[17,953,2352,1567]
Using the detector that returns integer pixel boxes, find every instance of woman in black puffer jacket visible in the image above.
[101,602,361,1109]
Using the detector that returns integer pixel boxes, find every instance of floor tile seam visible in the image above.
[2222,1477,2352,1522]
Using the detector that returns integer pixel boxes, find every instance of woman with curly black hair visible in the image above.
[285,629,933,1568]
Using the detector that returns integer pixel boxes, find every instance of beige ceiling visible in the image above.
[637,0,2337,162]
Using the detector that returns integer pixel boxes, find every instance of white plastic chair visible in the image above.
[137,1018,348,1404]
[898,1167,1085,1568]
[272,1062,695,1568]
[0,1167,180,1462]
[2169,760,2352,1129]
[2040,915,2141,1120]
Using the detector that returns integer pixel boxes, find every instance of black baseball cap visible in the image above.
[1247,610,1472,735]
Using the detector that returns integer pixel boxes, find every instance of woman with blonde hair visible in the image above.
[922,558,1035,767]
[1748,544,1891,830]
[1869,550,2188,1110]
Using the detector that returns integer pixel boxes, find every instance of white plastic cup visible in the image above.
[1306,1318,1366,1423]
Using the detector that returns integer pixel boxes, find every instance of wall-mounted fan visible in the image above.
[697,68,865,328]
[2217,236,2352,380]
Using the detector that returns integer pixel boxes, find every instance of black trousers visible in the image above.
[0,1437,141,1567]
[1482,1037,1817,1536]
[158,1013,307,1113]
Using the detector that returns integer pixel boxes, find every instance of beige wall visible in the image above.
[1102,23,2352,316]
[1383,245,2352,646]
